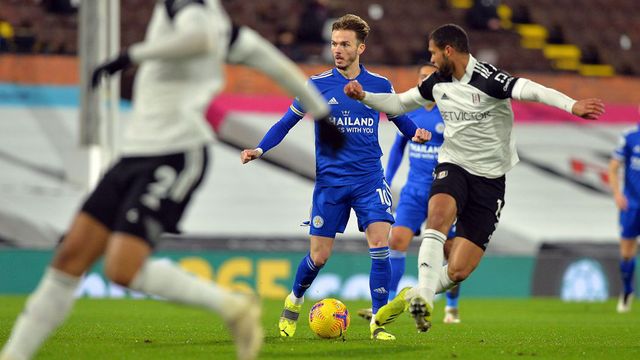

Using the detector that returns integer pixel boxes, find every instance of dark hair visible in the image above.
[332,14,370,43]
[429,24,470,53]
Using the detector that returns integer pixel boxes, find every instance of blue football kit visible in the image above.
[258,65,418,237]
[612,124,640,301]
[613,125,640,238]
[258,65,418,315]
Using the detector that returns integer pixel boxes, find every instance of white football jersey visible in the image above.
[418,55,519,178]
[122,0,231,156]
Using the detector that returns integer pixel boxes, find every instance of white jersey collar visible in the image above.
[454,54,476,84]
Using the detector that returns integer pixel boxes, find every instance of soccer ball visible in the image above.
[308,298,350,338]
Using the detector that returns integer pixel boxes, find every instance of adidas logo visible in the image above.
[441,93,450,100]
[373,287,388,294]
[328,97,339,105]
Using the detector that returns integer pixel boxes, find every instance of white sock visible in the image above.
[288,291,304,306]
[1,268,80,360]
[129,259,242,322]
[435,265,456,293]
[417,229,446,306]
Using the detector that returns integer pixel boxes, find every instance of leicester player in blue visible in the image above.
[609,122,640,313]
[241,14,430,340]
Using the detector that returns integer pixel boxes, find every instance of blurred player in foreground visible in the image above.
[0,1,343,360]
[608,118,640,313]
[345,23,604,334]
[241,14,430,341]
[358,63,461,324]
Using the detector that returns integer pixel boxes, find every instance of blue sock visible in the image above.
[369,246,391,314]
[446,285,460,308]
[620,258,636,296]
[388,250,406,299]
[292,253,323,298]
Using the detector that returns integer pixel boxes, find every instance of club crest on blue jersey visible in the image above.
[312,215,324,228]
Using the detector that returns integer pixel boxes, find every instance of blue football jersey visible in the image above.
[405,105,445,185]
[613,125,640,208]
[291,65,398,186]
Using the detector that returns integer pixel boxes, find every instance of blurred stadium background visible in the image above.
[0,0,639,303]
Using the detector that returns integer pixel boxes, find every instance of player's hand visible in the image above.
[412,128,431,144]
[240,148,262,164]
[614,192,628,211]
[344,80,365,101]
[317,115,345,153]
[91,51,132,89]
[572,98,605,120]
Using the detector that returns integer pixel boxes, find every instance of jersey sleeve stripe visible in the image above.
[290,105,305,117]
[310,70,333,79]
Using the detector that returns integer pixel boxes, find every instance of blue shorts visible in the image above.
[309,176,395,238]
[394,183,456,238]
[620,207,640,238]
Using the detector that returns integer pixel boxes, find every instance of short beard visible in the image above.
[335,57,354,71]
[439,55,453,77]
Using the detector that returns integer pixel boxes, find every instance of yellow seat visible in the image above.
[516,24,548,49]
[579,64,615,77]
[543,44,581,70]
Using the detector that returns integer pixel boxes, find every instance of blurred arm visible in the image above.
[227,26,329,119]
[129,5,214,62]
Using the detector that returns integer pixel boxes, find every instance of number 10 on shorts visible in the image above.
[376,187,392,206]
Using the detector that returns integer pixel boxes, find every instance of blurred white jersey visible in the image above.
[122,0,231,156]
[417,55,519,178]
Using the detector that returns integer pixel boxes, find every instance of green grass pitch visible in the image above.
[0,296,638,359]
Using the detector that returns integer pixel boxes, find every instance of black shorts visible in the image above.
[429,163,505,251]
[81,147,208,247]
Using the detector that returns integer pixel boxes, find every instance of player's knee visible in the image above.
[368,236,388,249]
[310,251,330,267]
[390,237,410,251]
[447,266,471,283]
[425,213,453,234]
[51,244,89,276]
[104,260,137,287]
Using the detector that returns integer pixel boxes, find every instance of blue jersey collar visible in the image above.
[332,64,367,82]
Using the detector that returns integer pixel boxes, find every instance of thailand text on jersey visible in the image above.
[405,105,445,185]
[418,55,519,178]
[613,125,640,208]
[123,0,231,156]
[292,65,398,186]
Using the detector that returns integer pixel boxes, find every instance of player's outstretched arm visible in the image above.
[512,78,605,120]
[344,81,427,115]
